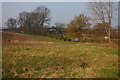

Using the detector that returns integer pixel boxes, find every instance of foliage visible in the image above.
[67,14,91,38]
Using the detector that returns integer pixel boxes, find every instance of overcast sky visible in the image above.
[2,2,118,28]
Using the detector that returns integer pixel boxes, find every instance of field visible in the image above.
[2,31,118,78]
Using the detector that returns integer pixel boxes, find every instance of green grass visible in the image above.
[2,35,118,78]
[100,69,118,78]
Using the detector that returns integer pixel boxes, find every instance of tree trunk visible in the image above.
[108,28,111,43]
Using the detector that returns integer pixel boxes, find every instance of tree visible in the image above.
[18,11,31,33]
[18,6,51,35]
[92,23,105,37]
[89,2,117,43]
[55,22,66,35]
[30,6,51,35]
[34,6,51,26]
[5,18,17,31]
[67,14,91,39]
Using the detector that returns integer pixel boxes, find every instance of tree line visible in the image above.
[6,6,51,35]
[5,2,118,43]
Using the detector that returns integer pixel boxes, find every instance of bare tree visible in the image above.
[18,11,31,32]
[89,2,117,43]
[5,18,17,31]
[92,23,106,37]
[55,22,66,34]
[34,6,51,26]
[18,6,51,35]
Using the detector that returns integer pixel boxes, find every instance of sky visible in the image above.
[1,2,119,29]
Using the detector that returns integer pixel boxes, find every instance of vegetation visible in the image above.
[4,3,118,43]
[67,14,91,39]
[6,6,51,36]
[5,18,17,32]
[2,32,118,78]
[3,2,118,42]
[2,2,119,78]
[89,2,117,43]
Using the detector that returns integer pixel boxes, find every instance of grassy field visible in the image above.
[2,31,118,78]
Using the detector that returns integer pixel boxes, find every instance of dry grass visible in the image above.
[2,31,118,78]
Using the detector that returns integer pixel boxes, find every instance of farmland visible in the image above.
[2,31,118,78]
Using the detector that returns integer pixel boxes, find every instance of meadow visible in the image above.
[2,31,118,78]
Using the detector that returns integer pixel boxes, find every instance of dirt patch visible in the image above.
[2,31,45,45]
